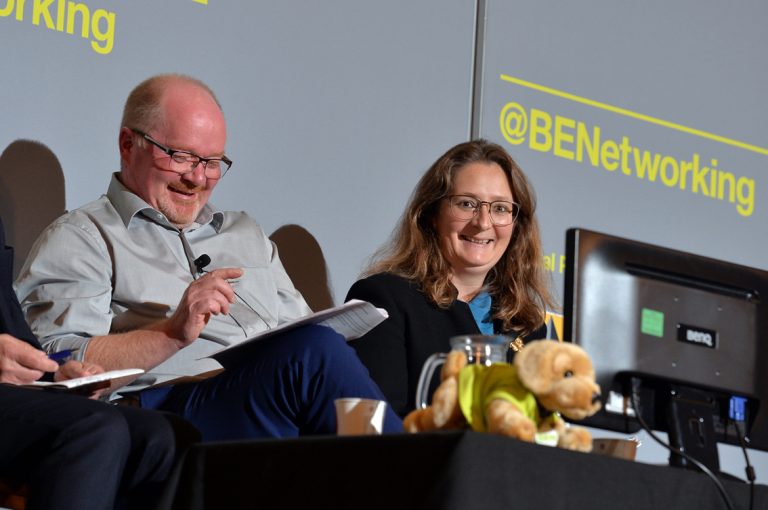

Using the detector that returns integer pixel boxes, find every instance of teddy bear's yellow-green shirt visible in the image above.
[457,363,561,445]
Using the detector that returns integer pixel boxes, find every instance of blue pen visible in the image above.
[48,349,80,364]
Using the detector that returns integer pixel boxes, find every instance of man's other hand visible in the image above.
[55,360,108,399]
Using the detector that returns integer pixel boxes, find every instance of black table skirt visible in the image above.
[164,431,767,510]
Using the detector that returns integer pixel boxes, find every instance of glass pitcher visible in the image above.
[414,334,513,409]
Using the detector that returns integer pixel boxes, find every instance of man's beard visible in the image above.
[157,192,202,227]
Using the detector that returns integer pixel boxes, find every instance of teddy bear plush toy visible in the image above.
[403,339,602,452]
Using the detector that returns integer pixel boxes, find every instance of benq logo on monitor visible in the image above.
[677,324,717,348]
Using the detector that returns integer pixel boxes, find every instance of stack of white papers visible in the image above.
[210,299,388,367]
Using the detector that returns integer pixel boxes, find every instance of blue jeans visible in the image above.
[139,324,403,441]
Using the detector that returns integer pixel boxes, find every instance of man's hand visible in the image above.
[0,333,59,384]
[55,360,108,399]
[54,359,103,381]
[82,267,245,375]
[164,267,244,348]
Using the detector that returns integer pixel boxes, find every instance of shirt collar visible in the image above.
[107,173,224,232]
[469,290,492,307]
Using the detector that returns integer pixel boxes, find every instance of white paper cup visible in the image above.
[334,398,387,436]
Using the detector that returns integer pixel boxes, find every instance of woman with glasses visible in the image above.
[346,139,554,417]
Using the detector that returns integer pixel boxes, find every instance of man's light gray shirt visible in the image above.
[15,174,311,385]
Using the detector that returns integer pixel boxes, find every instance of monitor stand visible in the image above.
[666,385,720,474]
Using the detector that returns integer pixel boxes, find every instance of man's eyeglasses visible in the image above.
[131,128,233,179]
[446,195,519,226]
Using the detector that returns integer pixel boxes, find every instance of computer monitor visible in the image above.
[563,228,767,472]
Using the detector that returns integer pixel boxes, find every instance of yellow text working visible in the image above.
[1,0,116,55]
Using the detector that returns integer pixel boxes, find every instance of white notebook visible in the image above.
[24,368,144,391]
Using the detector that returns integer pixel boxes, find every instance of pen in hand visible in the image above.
[48,349,80,365]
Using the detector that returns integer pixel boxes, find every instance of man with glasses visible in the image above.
[15,74,401,440]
